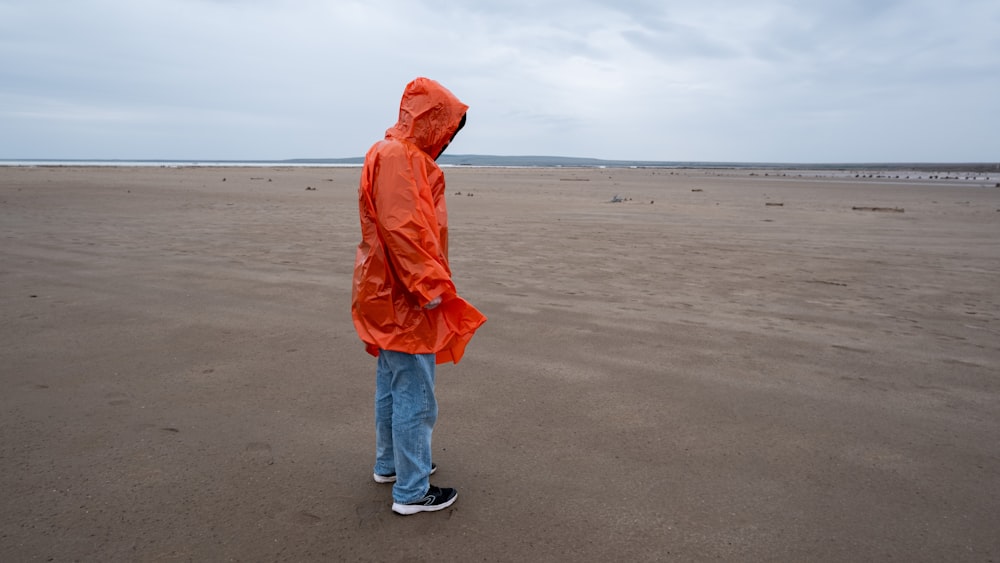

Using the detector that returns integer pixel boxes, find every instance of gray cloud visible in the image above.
[1,0,997,161]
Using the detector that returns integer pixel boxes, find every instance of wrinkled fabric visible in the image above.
[352,77,486,364]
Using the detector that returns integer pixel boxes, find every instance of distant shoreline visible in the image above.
[1,156,998,173]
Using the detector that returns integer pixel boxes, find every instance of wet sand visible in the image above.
[2,165,999,561]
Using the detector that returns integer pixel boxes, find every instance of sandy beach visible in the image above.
[2,165,998,561]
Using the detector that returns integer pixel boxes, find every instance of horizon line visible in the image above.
[2,156,999,173]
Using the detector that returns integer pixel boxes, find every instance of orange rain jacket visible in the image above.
[351,78,487,364]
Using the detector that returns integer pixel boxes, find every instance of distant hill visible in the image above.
[287,155,999,172]
[287,154,759,167]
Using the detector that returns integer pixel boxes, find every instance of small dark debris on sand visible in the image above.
[852,206,904,213]
[807,279,848,287]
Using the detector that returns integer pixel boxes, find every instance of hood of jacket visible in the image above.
[385,77,469,159]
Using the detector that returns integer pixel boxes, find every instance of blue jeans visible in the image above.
[374,350,438,503]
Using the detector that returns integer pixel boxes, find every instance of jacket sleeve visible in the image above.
[372,147,455,307]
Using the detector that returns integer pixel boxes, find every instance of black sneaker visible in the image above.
[392,485,458,515]
[373,463,436,484]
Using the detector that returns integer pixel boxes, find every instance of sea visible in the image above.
[1,157,997,180]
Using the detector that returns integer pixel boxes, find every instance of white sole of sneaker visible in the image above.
[391,491,458,515]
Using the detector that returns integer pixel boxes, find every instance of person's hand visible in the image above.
[424,295,442,309]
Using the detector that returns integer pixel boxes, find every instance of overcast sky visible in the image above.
[2,0,998,162]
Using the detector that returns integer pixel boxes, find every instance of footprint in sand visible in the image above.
[244,442,274,465]
[355,500,386,529]
[271,506,322,525]
[290,510,322,525]
[106,391,130,406]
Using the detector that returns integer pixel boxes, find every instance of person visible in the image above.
[351,77,487,515]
